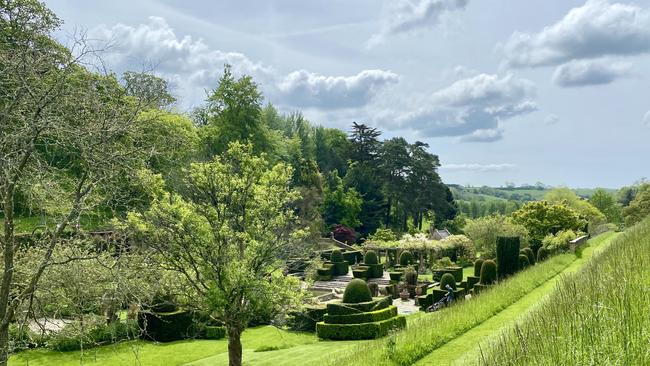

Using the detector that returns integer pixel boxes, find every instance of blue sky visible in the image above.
[46,0,649,188]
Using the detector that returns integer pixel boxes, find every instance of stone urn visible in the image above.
[399,289,410,301]
[415,285,423,296]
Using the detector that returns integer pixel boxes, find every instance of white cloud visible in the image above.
[381,72,537,142]
[431,73,535,107]
[368,0,469,47]
[440,163,517,172]
[544,114,560,125]
[90,16,397,110]
[503,0,650,68]
[277,69,399,109]
[552,59,633,87]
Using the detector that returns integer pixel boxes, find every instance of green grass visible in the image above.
[418,266,473,282]
[415,231,620,365]
[328,252,579,366]
[10,326,318,366]
[475,221,650,365]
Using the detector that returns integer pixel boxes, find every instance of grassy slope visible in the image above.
[477,222,649,365]
[414,231,619,365]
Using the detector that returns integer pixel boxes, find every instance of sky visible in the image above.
[44,0,650,188]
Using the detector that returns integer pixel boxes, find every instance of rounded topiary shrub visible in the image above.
[440,273,456,290]
[521,247,535,265]
[537,247,549,262]
[331,249,343,263]
[399,251,414,266]
[518,254,530,269]
[342,279,373,304]
[473,259,484,277]
[403,267,418,286]
[496,236,520,278]
[479,259,497,285]
[364,250,378,265]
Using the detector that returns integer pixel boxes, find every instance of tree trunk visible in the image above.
[227,325,243,366]
[0,322,8,366]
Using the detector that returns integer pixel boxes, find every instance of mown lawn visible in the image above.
[10,326,320,366]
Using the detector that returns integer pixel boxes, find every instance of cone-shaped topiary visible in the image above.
[440,273,457,290]
[473,259,484,277]
[364,250,378,265]
[537,247,549,262]
[518,254,530,269]
[342,279,373,304]
[331,249,343,263]
[521,247,535,265]
[399,251,414,266]
[479,259,497,285]
[404,267,418,286]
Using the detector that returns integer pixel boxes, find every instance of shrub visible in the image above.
[399,251,414,266]
[389,272,402,282]
[342,279,373,304]
[479,260,497,285]
[440,273,457,290]
[518,254,530,269]
[434,257,453,268]
[352,267,369,279]
[496,236,521,278]
[473,259,485,277]
[316,316,406,340]
[48,320,139,352]
[537,246,549,262]
[138,310,194,342]
[333,224,356,244]
[326,297,392,316]
[331,249,343,263]
[323,306,397,324]
[364,250,379,265]
[404,267,418,286]
[521,247,535,265]
[204,326,226,339]
[368,228,397,242]
[542,229,582,253]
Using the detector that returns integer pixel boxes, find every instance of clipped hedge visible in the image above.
[316,315,406,340]
[389,271,402,282]
[518,254,530,269]
[138,310,194,342]
[537,246,549,262]
[323,305,398,325]
[205,326,226,339]
[480,259,497,285]
[364,250,379,265]
[342,250,363,265]
[326,296,391,316]
[440,273,457,290]
[352,266,369,279]
[431,288,465,303]
[343,279,373,304]
[496,236,521,278]
[473,259,484,277]
[331,249,343,263]
[521,247,535,265]
[433,267,462,282]
[466,275,480,290]
[333,261,349,276]
[366,263,384,278]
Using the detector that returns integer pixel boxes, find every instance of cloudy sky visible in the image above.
[46,0,649,188]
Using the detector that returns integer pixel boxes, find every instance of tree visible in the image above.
[544,188,605,228]
[0,2,146,363]
[128,143,307,366]
[463,215,529,258]
[122,71,176,109]
[589,189,622,224]
[201,64,270,156]
[322,172,362,229]
[511,201,586,252]
[622,184,650,226]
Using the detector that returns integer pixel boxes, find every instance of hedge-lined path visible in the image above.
[414,231,620,366]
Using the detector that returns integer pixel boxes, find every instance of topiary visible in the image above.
[537,247,549,262]
[439,273,457,290]
[403,267,418,286]
[496,236,520,278]
[473,259,484,277]
[331,249,343,263]
[479,259,497,285]
[364,250,378,265]
[518,254,530,270]
[521,247,535,265]
[399,251,414,266]
[342,279,373,304]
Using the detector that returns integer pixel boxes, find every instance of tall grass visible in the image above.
[329,253,577,366]
[477,219,650,365]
